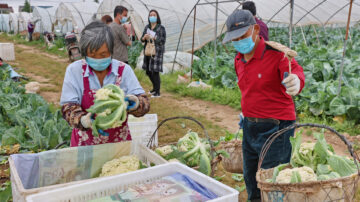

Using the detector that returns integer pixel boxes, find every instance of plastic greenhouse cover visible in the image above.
[55,2,99,34]
[0,14,10,32]
[97,0,360,52]
[32,7,54,33]
[9,13,19,33]
[18,12,32,32]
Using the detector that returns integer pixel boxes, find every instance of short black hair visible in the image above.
[242,1,256,16]
[148,9,161,25]
[114,6,128,18]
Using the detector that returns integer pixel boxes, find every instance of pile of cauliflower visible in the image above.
[268,132,357,184]
[100,155,140,177]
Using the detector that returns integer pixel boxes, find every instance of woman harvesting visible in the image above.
[60,21,149,146]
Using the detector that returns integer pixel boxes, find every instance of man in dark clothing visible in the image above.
[243,1,269,41]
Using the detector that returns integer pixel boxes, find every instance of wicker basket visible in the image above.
[221,140,243,173]
[256,123,360,202]
[147,116,220,176]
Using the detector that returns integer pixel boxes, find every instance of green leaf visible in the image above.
[271,163,289,183]
[0,182,12,202]
[329,97,346,116]
[290,171,302,183]
[231,173,244,182]
[328,155,357,177]
[213,174,225,181]
[235,184,246,192]
[198,153,211,176]
[216,149,230,158]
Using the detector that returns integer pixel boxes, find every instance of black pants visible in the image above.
[146,70,160,94]
[242,118,295,201]
[29,32,33,41]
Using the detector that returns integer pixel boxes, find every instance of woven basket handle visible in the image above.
[146,116,215,159]
[257,123,360,175]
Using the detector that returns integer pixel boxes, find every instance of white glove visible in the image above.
[80,113,92,129]
[282,74,300,96]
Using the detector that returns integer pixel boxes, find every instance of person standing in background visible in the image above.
[101,15,113,25]
[109,6,132,64]
[141,10,166,98]
[242,1,269,41]
[27,20,35,41]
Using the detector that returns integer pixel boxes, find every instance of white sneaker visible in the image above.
[151,93,161,98]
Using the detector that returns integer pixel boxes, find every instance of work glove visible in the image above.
[80,113,109,136]
[282,72,300,96]
[238,113,244,129]
[125,95,139,112]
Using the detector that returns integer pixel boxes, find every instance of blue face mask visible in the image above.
[149,16,157,23]
[86,56,112,71]
[232,27,257,54]
[121,16,128,24]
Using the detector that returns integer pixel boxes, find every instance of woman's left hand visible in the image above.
[125,95,139,112]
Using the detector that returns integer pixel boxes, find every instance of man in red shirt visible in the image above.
[223,10,305,201]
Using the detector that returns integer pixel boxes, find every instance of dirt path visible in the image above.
[16,44,68,63]
[158,92,241,133]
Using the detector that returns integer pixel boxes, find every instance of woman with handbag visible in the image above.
[141,10,166,98]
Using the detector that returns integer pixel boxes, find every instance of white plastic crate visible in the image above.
[0,43,15,61]
[26,162,238,202]
[10,142,167,202]
[128,114,158,147]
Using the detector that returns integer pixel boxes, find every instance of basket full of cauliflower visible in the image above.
[256,123,359,202]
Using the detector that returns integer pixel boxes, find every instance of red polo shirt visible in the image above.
[234,37,305,120]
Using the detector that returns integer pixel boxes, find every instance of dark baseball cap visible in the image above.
[222,10,256,44]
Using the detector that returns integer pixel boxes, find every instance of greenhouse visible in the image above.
[32,6,56,33]
[0,14,10,33]
[8,12,19,34]
[55,2,99,34]
[18,12,32,32]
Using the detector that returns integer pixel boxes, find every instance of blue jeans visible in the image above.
[242,117,295,201]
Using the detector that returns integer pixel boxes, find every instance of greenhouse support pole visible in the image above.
[214,0,218,69]
[172,0,201,73]
[299,25,307,46]
[337,0,354,96]
[312,25,320,45]
[289,0,294,49]
[190,6,197,81]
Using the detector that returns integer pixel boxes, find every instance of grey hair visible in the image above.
[79,21,114,57]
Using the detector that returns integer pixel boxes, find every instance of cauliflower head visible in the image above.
[155,145,175,158]
[95,88,112,100]
[276,166,317,184]
[299,142,315,156]
[100,155,140,177]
